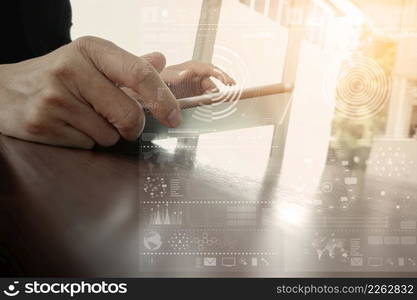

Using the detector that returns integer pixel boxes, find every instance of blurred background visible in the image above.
[70,0,417,275]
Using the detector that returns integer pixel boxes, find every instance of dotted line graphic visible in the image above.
[141,200,280,204]
[140,252,278,256]
[142,228,272,232]
[140,145,199,149]
[311,228,416,233]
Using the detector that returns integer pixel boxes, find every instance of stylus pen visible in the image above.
[177,82,294,110]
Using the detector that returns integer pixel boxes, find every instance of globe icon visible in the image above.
[143,231,162,251]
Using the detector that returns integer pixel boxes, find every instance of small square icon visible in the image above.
[203,257,217,266]
[344,177,358,185]
[350,257,363,266]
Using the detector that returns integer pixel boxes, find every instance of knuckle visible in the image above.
[25,122,46,136]
[73,36,114,55]
[49,59,74,79]
[24,110,48,136]
[73,35,98,50]
[38,88,65,108]
[152,51,166,61]
[129,59,153,85]
[150,51,166,68]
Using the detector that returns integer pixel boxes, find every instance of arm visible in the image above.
[0,36,181,149]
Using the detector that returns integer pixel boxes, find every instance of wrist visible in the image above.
[0,64,14,90]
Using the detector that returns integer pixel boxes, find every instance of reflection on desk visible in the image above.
[138,128,417,277]
[0,126,416,277]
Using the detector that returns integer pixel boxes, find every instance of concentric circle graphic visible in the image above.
[328,55,390,120]
[192,45,249,122]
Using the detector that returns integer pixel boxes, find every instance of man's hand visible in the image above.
[0,36,182,149]
[160,60,235,98]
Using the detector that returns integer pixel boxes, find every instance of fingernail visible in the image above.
[167,108,182,127]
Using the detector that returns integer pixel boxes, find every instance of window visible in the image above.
[71,0,203,64]
[215,0,289,88]
[71,0,293,148]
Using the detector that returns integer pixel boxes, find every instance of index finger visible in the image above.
[191,62,236,86]
[75,36,182,128]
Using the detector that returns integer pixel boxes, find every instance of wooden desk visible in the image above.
[0,127,280,276]
[0,135,141,276]
[1,132,416,277]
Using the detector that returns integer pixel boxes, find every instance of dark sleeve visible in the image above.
[0,0,72,64]
[18,0,73,58]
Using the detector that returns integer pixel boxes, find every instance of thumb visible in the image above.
[141,52,166,73]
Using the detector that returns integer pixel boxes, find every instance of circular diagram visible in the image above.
[331,55,390,120]
[192,45,249,122]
